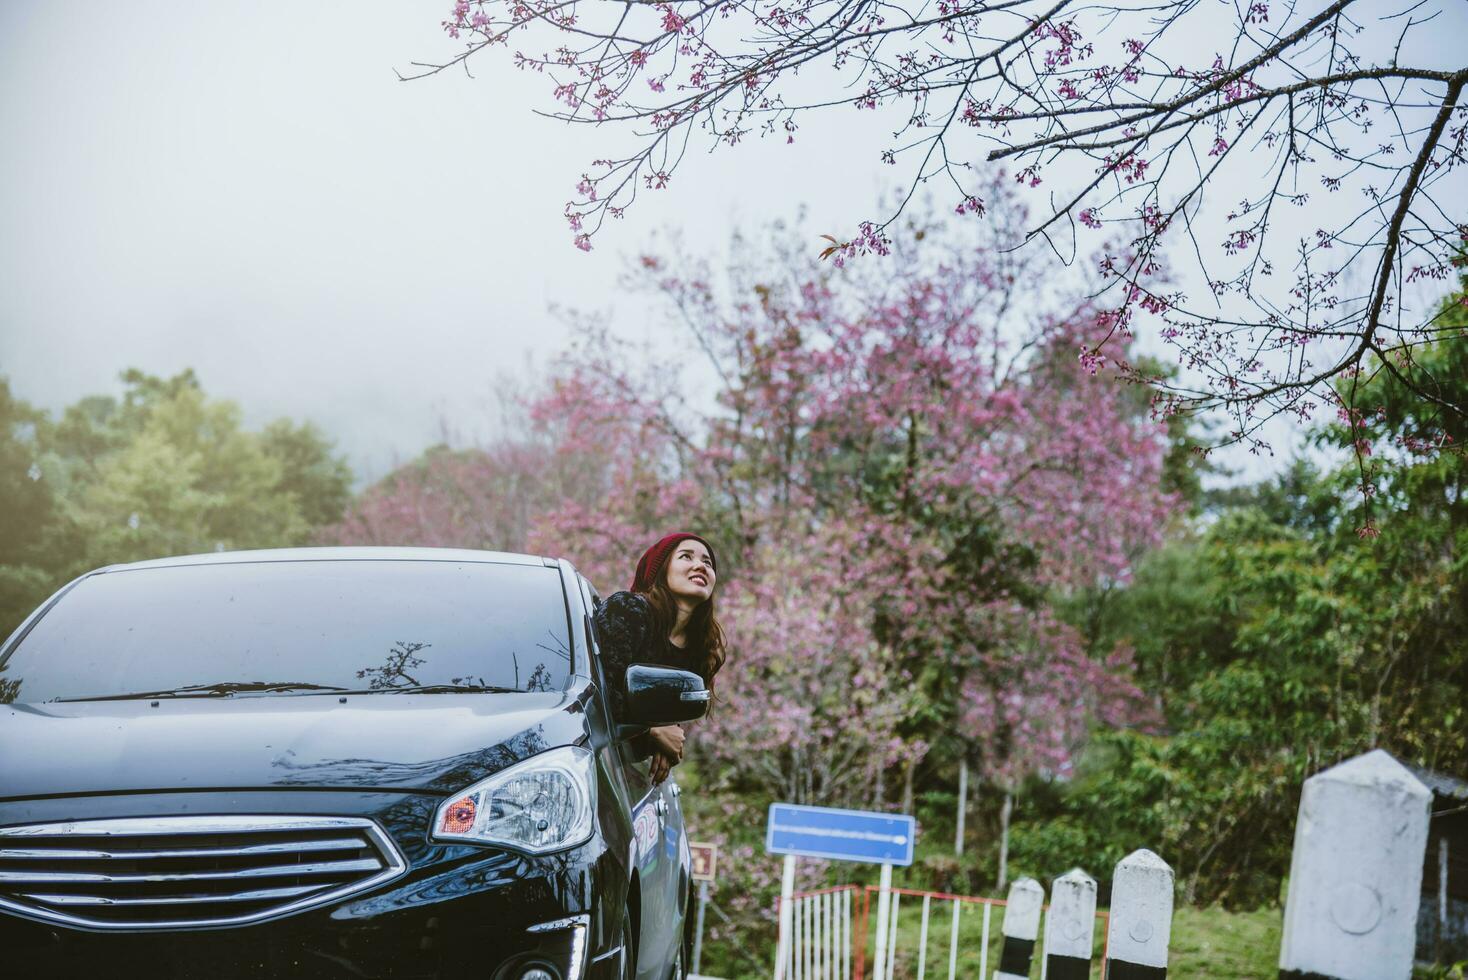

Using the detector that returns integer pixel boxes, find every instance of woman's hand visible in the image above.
[647,725,685,784]
[646,725,685,760]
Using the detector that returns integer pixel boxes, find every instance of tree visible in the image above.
[0,381,57,637]
[1332,264,1468,534]
[0,370,355,637]
[321,407,621,553]
[517,208,1176,813]
[260,420,355,528]
[1011,313,1468,904]
[323,445,517,550]
[418,0,1468,475]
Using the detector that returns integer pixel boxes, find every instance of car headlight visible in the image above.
[432,745,596,853]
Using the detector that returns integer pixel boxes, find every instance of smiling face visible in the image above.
[664,539,716,605]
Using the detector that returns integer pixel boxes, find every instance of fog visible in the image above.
[5,1,1454,486]
[0,0,892,481]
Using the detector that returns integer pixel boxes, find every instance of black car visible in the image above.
[0,548,710,980]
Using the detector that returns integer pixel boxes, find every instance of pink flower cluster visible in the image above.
[327,198,1177,808]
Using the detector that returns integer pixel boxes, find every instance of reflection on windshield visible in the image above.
[508,653,554,693]
[357,641,432,690]
[0,560,574,703]
[357,641,559,694]
[538,631,572,664]
[525,630,573,693]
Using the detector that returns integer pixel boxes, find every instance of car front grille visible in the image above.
[0,815,407,930]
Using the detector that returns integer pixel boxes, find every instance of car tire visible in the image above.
[618,904,636,980]
[680,881,697,978]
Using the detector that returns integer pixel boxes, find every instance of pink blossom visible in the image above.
[954,195,985,216]
[659,5,685,32]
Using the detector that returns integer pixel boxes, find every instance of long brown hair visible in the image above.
[638,573,727,691]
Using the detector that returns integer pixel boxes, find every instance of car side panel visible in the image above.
[630,781,681,980]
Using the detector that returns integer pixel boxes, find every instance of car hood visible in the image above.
[0,690,589,800]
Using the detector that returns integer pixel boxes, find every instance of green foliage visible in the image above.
[0,381,53,557]
[0,381,56,637]
[1012,391,1467,907]
[0,371,353,638]
[259,419,354,528]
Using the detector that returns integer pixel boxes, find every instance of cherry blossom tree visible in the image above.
[957,614,1153,887]
[322,413,614,552]
[520,206,1176,808]
[324,190,1175,814]
[414,0,1468,492]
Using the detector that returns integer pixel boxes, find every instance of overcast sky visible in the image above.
[4,1,1457,487]
[1,0,899,482]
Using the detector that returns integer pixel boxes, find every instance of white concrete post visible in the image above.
[1278,749,1432,980]
[1104,849,1174,979]
[1043,868,1097,980]
[994,877,1043,980]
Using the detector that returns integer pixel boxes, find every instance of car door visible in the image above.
[662,778,693,960]
[623,736,685,978]
[581,579,681,978]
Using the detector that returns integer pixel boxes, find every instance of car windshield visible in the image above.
[0,559,574,704]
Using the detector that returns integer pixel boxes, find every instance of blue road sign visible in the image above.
[765,803,916,866]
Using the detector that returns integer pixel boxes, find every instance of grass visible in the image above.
[1167,904,1281,978]
[716,885,1459,979]
[855,892,1280,979]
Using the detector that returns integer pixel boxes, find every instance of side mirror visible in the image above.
[623,665,710,727]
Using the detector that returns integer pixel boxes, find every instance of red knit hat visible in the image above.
[632,532,718,593]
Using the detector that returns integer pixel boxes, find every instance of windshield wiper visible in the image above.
[52,681,352,703]
[357,683,522,695]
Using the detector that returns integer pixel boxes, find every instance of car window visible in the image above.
[581,581,658,800]
[0,560,573,704]
[580,580,613,702]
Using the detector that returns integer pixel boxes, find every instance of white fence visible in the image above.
[773,749,1436,980]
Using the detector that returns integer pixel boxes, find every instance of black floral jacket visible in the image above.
[592,590,702,722]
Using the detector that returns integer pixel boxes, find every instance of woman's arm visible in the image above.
[646,725,685,759]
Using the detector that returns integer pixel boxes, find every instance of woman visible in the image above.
[594,532,727,784]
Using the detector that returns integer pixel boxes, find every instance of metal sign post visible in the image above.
[765,803,917,980]
[774,853,797,980]
[873,862,893,980]
[689,842,718,977]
